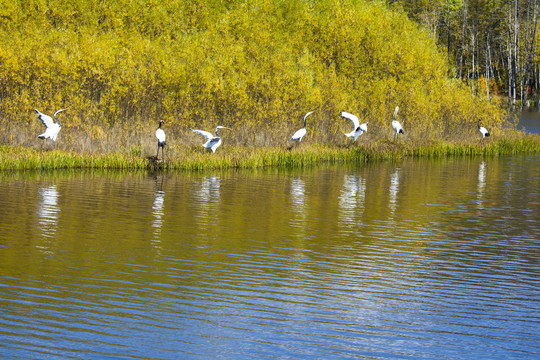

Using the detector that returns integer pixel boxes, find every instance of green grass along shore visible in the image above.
[2,134,539,171]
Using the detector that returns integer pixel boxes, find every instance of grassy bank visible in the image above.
[2,132,539,171]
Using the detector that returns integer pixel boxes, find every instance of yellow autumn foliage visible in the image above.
[0,0,507,152]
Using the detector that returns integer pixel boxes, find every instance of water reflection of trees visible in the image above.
[1,158,537,270]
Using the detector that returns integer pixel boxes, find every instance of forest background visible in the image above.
[0,0,538,163]
[401,0,540,109]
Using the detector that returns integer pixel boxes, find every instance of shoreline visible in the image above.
[1,134,539,171]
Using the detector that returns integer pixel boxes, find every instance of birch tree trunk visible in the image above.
[523,0,538,108]
[447,0,451,59]
[508,1,513,109]
[486,33,491,101]
[459,0,467,79]
[513,0,519,108]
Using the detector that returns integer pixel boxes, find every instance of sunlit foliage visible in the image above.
[1,0,508,155]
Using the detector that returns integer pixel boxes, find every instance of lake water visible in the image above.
[1,156,539,359]
[518,110,540,134]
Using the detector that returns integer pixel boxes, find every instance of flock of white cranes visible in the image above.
[34,105,490,160]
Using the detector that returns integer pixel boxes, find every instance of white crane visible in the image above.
[341,111,368,141]
[155,119,166,160]
[391,106,404,141]
[290,111,315,142]
[478,120,490,138]
[35,109,65,143]
[190,126,230,153]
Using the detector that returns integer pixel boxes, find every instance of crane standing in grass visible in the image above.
[391,106,404,142]
[290,111,315,143]
[478,120,490,138]
[191,126,230,153]
[35,109,65,146]
[155,119,166,161]
[341,111,368,141]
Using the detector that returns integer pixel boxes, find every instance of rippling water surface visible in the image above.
[518,110,540,134]
[1,156,539,359]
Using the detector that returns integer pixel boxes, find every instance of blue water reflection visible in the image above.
[518,110,540,134]
[0,157,539,359]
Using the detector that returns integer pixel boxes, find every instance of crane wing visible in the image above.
[341,112,360,129]
[156,128,166,143]
[291,128,306,141]
[35,109,54,128]
[392,120,404,133]
[207,137,220,146]
[190,129,214,140]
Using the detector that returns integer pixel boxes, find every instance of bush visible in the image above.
[0,0,507,152]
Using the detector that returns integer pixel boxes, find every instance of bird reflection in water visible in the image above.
[151,175,165,248]
[290,178,306,213]
[289,178,308,234]
[196,176,221,201]
[389,168,400,217]
[477,161,486,209]
[193,176,221,228]
[339,174,366,228]
[36,185,60,253]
